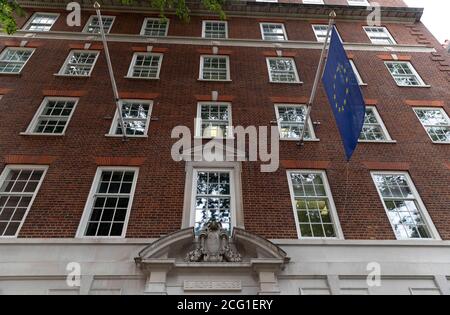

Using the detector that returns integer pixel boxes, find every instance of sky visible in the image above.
[404,0,449,43]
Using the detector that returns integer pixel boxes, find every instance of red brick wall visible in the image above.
[0,9,448,240]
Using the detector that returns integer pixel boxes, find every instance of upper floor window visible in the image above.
[348,59,365,85]
[77,168,139,238]
[199,55,230,81]
[312,24,329,43]
[413,108,450,143]
[83,15,115,34]
[58,50,99,77]
[23,12,59,31]
[140,18,169,37]
[126,52,163,79]
[303,0,324,4]
[371,172,439,240]
[24,97,78,135]
[274,104,316,140]
[191,169,234,235]
[196,102,232,138]
[364,26,396,45]
[359,106,393,142]
[202,20,228,39]
[108,100,153,137]
[266,57,300,83]
[287,171,342,239]
[260,23,288,41]
[385,61,426,87]
[0,47,35,74]
[348,0,370,5]
[0,166,47,237]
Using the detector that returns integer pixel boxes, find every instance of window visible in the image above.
[371,172,439,240]
[126,52,163,79]
[312,24,329,43]
[191,169,234,235]
[202,20,228,39]
[196,102,232,138]
[25,97,78,135]
[303,0,324,4]
[359,106,393,142]
[413,108,450,143]
[0,166,47,237]
[199,55,230,81]
[287,171,341,239]
[23,12,59,31]
[364,26,396,45]
[0,48,35,74]
[348,0,370,5]
[266,57,300,83]
[77,168,138,238]
[275,104,316,140]
[140,18,169,37]
[385,61,426,87]
[83,15,115,34]
[349,59,365,85]
[58,50,99,76]
[260,23,288,41]
[108,100,153,137]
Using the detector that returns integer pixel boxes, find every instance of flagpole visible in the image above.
[298,10,336,145]
[94,2,128,141]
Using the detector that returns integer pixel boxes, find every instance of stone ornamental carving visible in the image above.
[185,220,242,262]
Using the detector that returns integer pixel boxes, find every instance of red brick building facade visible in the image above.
[0,0,449,295]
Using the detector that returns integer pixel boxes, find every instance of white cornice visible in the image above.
[0,31,436,53]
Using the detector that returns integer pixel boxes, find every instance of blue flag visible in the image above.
[322,27,366,161]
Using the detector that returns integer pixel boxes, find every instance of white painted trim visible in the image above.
[22,12,60,32]
[384,61,427,87]
[82,15,116,34]
[0,47,36,74]
[412,107,450,144]
[140,17,169,37]
[24,96,79,136]
[57,49,100,77]
[201,20,228,39]
[370,171,441,241]
[199,54,231,81]
[259,22,288,41]
[358,106,394,143]
[363,26,397,45]
[108,99,153,137]
[286,170,344,240]
[274,104,317,140]
[0,164,48,238]
[76,166,140,239]
[126,52,163,79]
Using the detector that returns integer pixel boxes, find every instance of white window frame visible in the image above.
[359,106,395,143]
[202,20,228,39]
[259,22,288,41]
[303,0,324,4]
[384,61,426,87]
[22,12,59,31]
[0,165,48,238]
[140,17,169,37]
[370,171,441,241]
[348,0,370,6]
[195,102,233,139]
[0,47,35,74]
[57,50,100,77]
[413,107,450,144]
[107,99,153,137]
[266,57,301,83]
[274,104,318,141]
[23,97,79,136]
[126,52,163,80]
[286,170,344,240]
[76,167,139,239]
[199,55,231,81]
[348,59,366,86]
[363,26,396,45]
[82,15,116,34]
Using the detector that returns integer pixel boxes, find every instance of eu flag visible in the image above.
[322,27,366,160]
